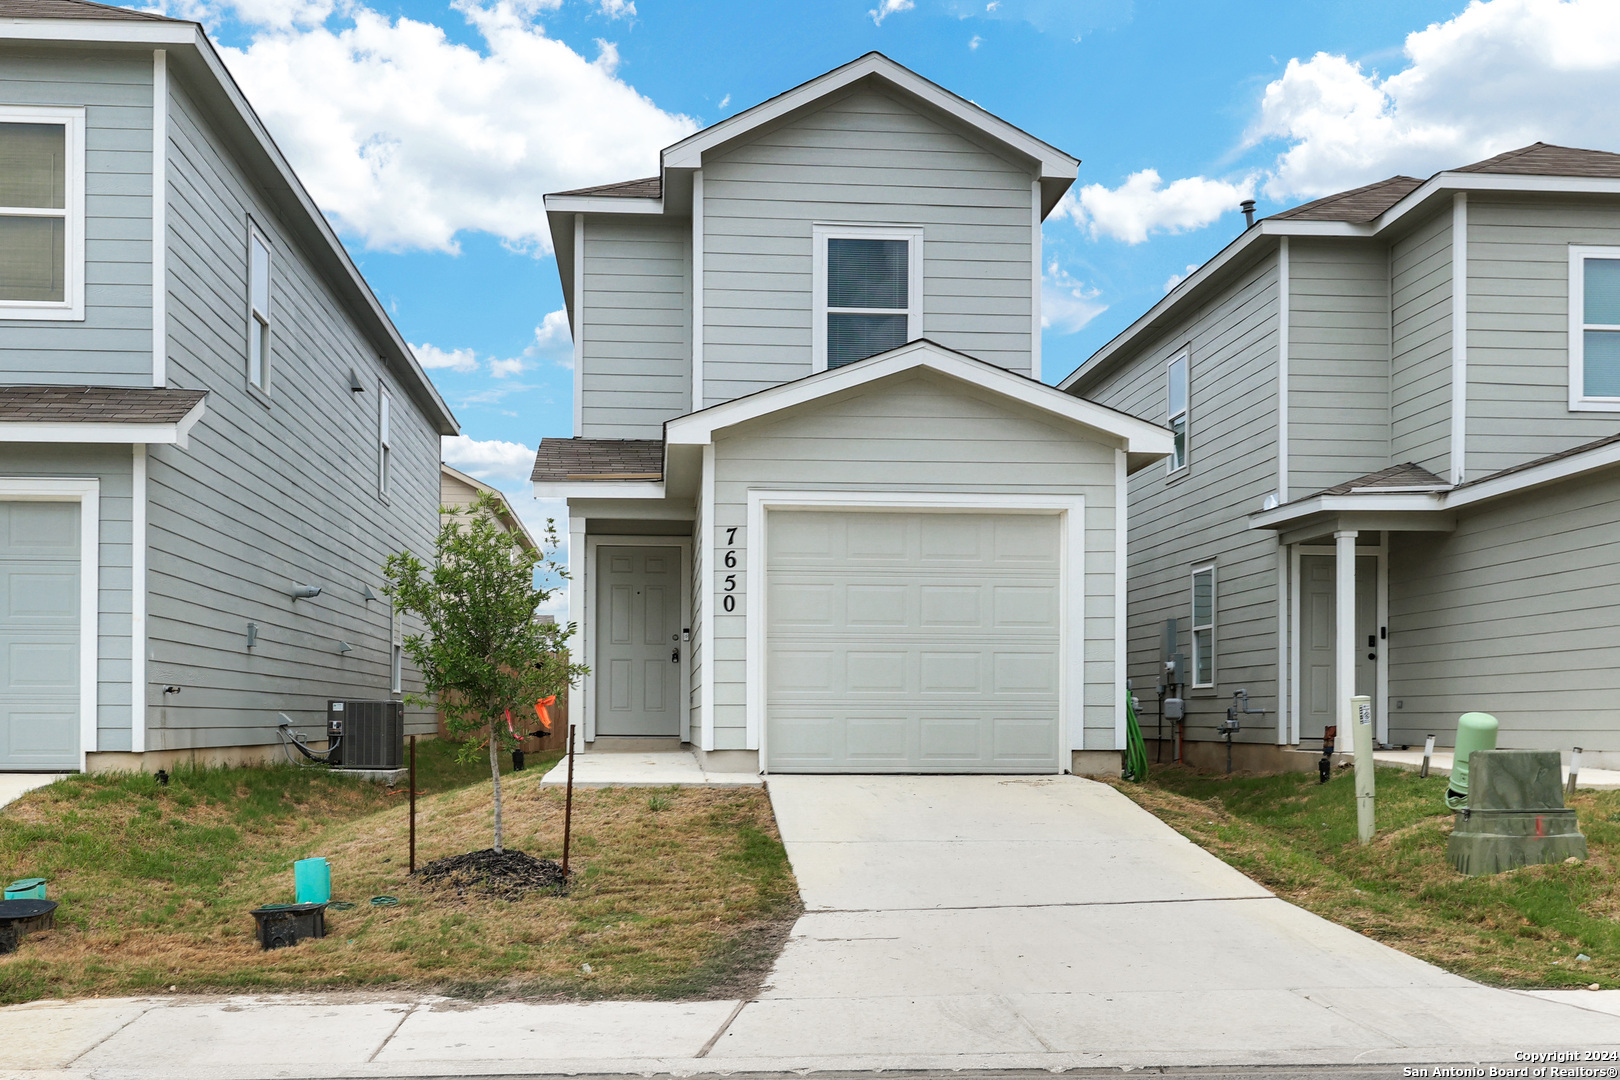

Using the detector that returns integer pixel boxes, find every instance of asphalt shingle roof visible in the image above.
[1311,462,1450,498]
[1268,176,1425,224]
[0,385,207,423]
[532,438,664,482]
[547,177,663,199]
[0,0,182,20]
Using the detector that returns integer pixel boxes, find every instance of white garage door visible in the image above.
[0,501,81,770]
[766,510,1062,773]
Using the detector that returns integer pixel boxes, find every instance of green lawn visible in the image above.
[0,741,798,1004]
[1109,764,1620,989]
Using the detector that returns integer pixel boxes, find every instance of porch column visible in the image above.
[1335,529,1357,752]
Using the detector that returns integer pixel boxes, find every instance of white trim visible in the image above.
[0,104,86,321]
[1189,562,1215,689]
[691,170,704,412]
[131,446,147,754]
[661,52,1078,181]
[1113,448,1127,751]
[533,480,665,500]
[1450,193,1467,484]
[1166,349,1189,475]
[1031,177,1043,383]
[573,214,584,436]
[0,477,99,771]
[1333,530,1357,754]
[1275,540,1289,745]
[151,49,168,386]
[0,398,205,447]
[543,194,663,215]
[811,223,924,373]
[1568,245,1620,411]
[1288,544,1301,745]
[0,18,196,43]
[745,490,1085,774]
[1277,237,1289,502]
[699,444,715,751]
[582,535,691,744]
[668,338,1173,455]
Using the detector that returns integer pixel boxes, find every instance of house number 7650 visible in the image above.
[722,526,739,612]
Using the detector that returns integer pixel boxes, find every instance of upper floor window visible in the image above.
[378,387,392,500]
[812,224,923,370]
[247,227,272,392]
[1167,350,1189,472]
[1191,563,1215,688]
[0,107,85,321]
[1571,247,1620,411]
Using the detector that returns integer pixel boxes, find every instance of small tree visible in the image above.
[384,491,584,854]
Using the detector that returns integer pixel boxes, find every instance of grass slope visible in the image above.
[1110,764,1620,989]
[0,743,798,1004]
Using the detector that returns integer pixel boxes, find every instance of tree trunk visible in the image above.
[488,721,504,854]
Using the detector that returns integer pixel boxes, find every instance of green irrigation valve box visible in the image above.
[1448,749,1587,876]
[4,878,45,901]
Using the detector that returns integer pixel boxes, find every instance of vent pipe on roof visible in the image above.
[1240,199,1257,229]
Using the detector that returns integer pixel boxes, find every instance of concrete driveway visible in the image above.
[701,774,1620,1069]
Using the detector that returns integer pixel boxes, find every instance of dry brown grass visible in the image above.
[0,759,798,1004]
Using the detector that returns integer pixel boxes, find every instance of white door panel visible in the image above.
[595,545,682,738]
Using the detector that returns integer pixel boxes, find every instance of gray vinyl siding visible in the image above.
[1288,239,1390,494]
[708,371,1119,751]
[0,47,153,385]
[580,216,691,438]
[1466,196,1620,476]
[701,84,1035,404]
[144,71,440,751]
[0,443,134,750]
[1389,467,1620,754]
[1390,209,1453,476]
[1082,253,1282,745]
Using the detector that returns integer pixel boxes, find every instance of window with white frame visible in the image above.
[1191,564,1215,688]
[391,604,403,694]
[378,387,392,499]
[813,224,923,370]
[247,227,271,391]
[1571,247,1620,409]
[1167,350,1189,472]
[0,107,85,320]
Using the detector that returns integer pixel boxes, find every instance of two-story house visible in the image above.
[534,53,1171,776]
[1065,143,1620,771]
[0,0,457,772]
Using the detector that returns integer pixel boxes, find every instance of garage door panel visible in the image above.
[7,570,78,620]
[0,500,80,769]
[3,502,77,553]
[767,510,1062,774]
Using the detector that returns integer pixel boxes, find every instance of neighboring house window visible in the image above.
[812,224,923,370]
[1191,564,1215,688]
[1570,247,1620,410]
[247,227,271,391]
[378,387,392,499]
[391,604,403,694]
[1167,350,1189,472]
[0,106,85,320]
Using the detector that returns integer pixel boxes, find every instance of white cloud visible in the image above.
[412,342,479,373]
[968,34,982,50]
[1041,261,1107,335]
[195,0,696,253]
[718,93,731,110]
[1251,0,1620,200]
[597,0,635,18]
[1163,264,1199,293]
[1054,169,1254,245]
[489,355,528,378]
[441,434,537,484]
[869,0,913,26]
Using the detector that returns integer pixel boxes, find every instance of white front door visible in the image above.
[0,501,81,769]
[765,510,1062,773]
[1299,552,1378,744]
[594,545,682,738]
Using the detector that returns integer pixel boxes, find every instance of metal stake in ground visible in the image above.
[562,721,576,877]
[409,734,417,874]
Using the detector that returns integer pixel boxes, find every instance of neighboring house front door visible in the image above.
[594,545,682,738]
[0,501,81,769]
[1299,553,1377,744]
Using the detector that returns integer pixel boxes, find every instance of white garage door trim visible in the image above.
[746,490,1086,772]
[0,477,99,772]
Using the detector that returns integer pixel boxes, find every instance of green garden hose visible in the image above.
[1123,692,1149,782]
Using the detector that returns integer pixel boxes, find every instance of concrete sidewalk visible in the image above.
[538,750,761,788]
[0,773,66,812]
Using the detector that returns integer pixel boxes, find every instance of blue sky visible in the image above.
[167,0,1620,531]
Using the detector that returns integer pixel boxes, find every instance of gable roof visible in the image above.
[440,463,537,551]
[1455,142,1620,178]
[0,0,457,436]
[548,176,662,199]
[1268,176,1424,224]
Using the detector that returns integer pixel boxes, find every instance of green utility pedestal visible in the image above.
[1448,749,1586,876]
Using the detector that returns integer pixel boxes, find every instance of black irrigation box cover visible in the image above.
[250,902,327,950]
[0,898,58,955]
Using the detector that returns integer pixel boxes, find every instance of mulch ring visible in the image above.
[413,848,568,900]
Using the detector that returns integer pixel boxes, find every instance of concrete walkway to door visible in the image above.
[700,774,1620,1070]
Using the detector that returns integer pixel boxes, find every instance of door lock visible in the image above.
[671,647,680,664]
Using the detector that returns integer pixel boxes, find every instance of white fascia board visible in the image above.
[0,18,198,43]
[542,195,664,215]
[1446,439,1620,511]
[1248,491,1445,529]
[532,480,666,500]
[0,397,207,447]
[666,341,1174,454]
[661,53,1077,181]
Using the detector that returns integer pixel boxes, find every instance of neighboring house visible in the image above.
[533,54,1171,776]
[440,464,537,553]
[1065,143,1620,770]
[0,0,457,772]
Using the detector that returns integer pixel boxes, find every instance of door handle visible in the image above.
[671,648,680,664]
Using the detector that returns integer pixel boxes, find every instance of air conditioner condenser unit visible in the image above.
[326,700,404,770]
